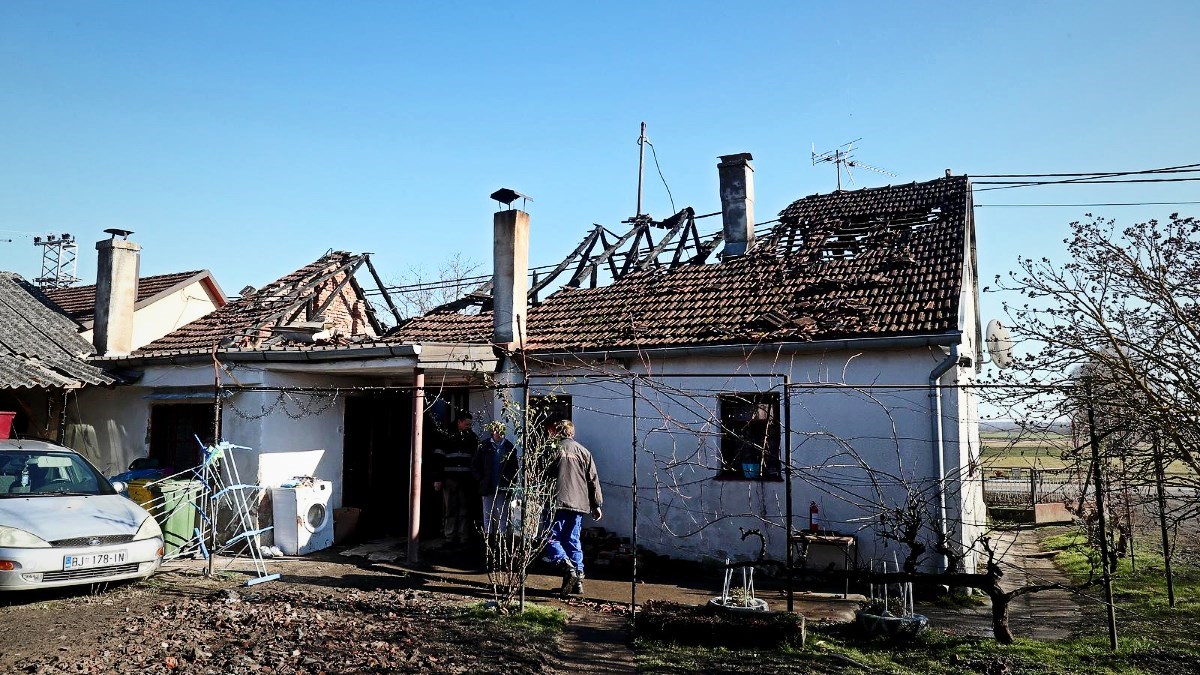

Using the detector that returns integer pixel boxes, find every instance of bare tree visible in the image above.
[387,253,483,319]
[480,389,562,611]
[992,214,1200,481]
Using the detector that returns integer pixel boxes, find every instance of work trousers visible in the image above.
[441,476,472,543]
[545,510,585,574]
[481,490,512,536]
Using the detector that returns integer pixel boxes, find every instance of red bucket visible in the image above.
[0,411,14,440]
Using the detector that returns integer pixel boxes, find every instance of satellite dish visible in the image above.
[986,320,1015,369]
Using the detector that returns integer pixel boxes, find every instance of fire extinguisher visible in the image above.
[809,501,820,532]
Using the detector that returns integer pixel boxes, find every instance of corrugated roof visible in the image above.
[0,273,113,389]
[42,270,210,324]
[390,176,971,351]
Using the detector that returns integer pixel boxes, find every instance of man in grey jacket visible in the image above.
[543,420,603,596]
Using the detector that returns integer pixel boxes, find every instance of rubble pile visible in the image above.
[20,587,556,675]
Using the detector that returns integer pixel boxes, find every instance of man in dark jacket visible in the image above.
[433,413,478,546]
[471,420,518,536]
[543,420,603,596]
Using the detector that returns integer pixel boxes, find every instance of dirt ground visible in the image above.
[0,557,561,674]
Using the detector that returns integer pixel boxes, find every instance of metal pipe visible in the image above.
[631,375,639,615]
[408,367,425,564]
[784,373,794,612]
[928,344,959,573]
[636,122,646,217]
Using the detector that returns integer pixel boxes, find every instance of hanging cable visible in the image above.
[642,139,676,213]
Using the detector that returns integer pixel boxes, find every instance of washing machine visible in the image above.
[271,480,334,555]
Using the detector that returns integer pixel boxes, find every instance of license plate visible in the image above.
[63,550,128,570]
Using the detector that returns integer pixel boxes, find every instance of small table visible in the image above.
[789,531,857,598]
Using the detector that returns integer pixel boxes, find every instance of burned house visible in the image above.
[391,158,986,571]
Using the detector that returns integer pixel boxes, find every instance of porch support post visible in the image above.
[408,367,425,564]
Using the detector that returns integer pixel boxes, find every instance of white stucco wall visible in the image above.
[81,279,223,351]
[525,345,980,570]
[73,363,354,506]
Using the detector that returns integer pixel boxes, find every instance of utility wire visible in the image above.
[642,139,676,213]
[977,201,1200,208]
[972,162,1200,191]
[975,177,1200,186]
[970,165,1200,178]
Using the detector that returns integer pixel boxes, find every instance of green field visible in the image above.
[979,434,1193,475]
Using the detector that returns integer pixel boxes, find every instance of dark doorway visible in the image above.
[149,404,211,471]
[343,392,413,536]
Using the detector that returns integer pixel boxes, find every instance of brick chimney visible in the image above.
[93,229,140,356]
[492,209,530,347]
[718,153,755,259]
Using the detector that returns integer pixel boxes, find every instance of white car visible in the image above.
[0,439,163,590]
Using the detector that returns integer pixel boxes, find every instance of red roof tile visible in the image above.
[136,252,377,354]
[389,176,972,351]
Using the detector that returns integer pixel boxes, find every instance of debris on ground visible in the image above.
[15,585,556,674]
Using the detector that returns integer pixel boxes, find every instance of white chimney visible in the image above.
[718,152,755,259]
[492,208,530,347]
[93,229,140,356]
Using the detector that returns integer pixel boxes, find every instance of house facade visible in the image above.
[392,161,986,571]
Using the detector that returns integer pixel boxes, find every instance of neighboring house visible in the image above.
[0,272,112,444]
[44,270,227,352]
[391,159,985,570]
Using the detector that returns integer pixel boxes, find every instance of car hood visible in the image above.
[0,495,150,542]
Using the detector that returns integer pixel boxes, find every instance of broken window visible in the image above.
[717,393,781,480]
[149,404,212,472]
[530,395,573,436]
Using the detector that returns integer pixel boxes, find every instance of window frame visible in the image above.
[715,392,783,481]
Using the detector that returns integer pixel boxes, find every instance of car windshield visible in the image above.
[0,449,116,497]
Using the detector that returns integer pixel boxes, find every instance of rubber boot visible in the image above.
[571,570,585,596]
[559,563,578,597]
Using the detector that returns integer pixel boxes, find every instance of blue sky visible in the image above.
[1,2,1198,327]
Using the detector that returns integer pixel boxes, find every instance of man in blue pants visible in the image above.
[544,420,603,597]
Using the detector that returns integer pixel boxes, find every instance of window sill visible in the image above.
[715,474,784,483]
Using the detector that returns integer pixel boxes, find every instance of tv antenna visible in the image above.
[32,232,81,289]
[811,139,896,190]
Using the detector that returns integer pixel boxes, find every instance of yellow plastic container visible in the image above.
[127,479,155,507]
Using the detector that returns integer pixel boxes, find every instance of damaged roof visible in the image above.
[43,270,224,325]
[135,251,380,356]
[390,176,972,351]
[0,273,114,389]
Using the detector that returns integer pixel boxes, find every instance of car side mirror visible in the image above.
[110,480,127,493]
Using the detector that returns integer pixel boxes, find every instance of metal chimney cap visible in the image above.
[490,188,532,210]
[103,228,135,240]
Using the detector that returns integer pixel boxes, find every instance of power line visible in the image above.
[970,165,1200,178]
[977,201,1200,208]
[974,177,1200,186]
[971,162,1200,191]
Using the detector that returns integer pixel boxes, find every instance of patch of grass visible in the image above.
[461,602,567,637]
[637,626,1172,674]
[1039,528,1200,663]
[931,591,987,609]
